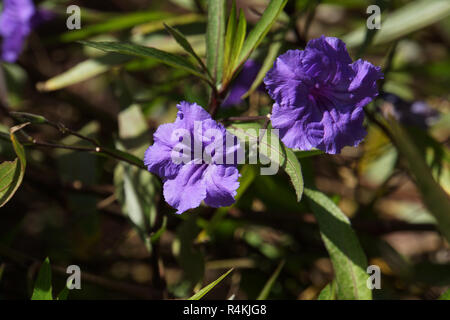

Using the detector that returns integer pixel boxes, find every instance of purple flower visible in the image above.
[264,35,383,154]
[0,0,52,62]
[222,59,262,107]
[144,101,241,214]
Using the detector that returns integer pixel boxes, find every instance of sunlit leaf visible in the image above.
[163,23,210,78]
[224,1,237,75]
[80,41,208,82]
[223,8,247,84]
[206,0,226,86]
[242,30,284,98]
[304,187,372,300]
[188,268,233,300]
[236,0,288,70]
[133,13,205,35]
[37,54,131,92]
[114,106,161,252]
[31,257,53,300]
[344,0,450,48]
[58,10,173,42]
[318,281,337,300]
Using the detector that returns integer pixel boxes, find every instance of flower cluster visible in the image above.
[145,36,383,213]
[144,102,240,214]
[0,0,52,62]
[264,35,383,154]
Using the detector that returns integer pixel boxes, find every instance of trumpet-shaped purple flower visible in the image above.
[0,0,52,62]
[264,35,383,154]
[144,101,240,214]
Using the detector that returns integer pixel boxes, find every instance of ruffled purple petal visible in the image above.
[203,165,240,208]
[319,105,366,154]
[175,101,211,131]
[144,123,182,179]
[163,163,208,214]
[349,59,383,108]
[272,102,323,150]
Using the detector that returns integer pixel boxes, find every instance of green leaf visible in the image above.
[304,187,372,300]
[224,1,237,74]
[10,112,47,124]
[439,288,450,300]
[0,124,27,208]
[344,0,450,48]
[387,119,450,242]
[188,268,233,300]
[31,257,53,300]
[56,278,74,301]
[318,281,337,300]
[80,41,208,82]
[114,106,161,252]
[224,9,247,84]
[206,0,226,85]
[163,23,210,78]
[236,0,288,70]
[242,30,284,98]
[228,123,303,201]
[257,260,285,300]
[133,13,206,35]
[37,54,131,92]
[58,10,173,42]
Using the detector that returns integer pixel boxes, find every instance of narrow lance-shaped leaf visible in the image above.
[206,0,226,85]
[79,41,209,82]
[257,260,285,300]
[163,23,210,79]
[304,187,372,300]
[188,268,234,300]
[344,0,450,48]
[31,257,53,300]
[242,30,284,98]
[37,54,131,92]
[58,10,173,42]
[132,13,205,35]
[235,0,288,71]
[223,1,237,74]
[223,8,247,85]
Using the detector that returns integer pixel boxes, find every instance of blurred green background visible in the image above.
[0,0,449,300]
